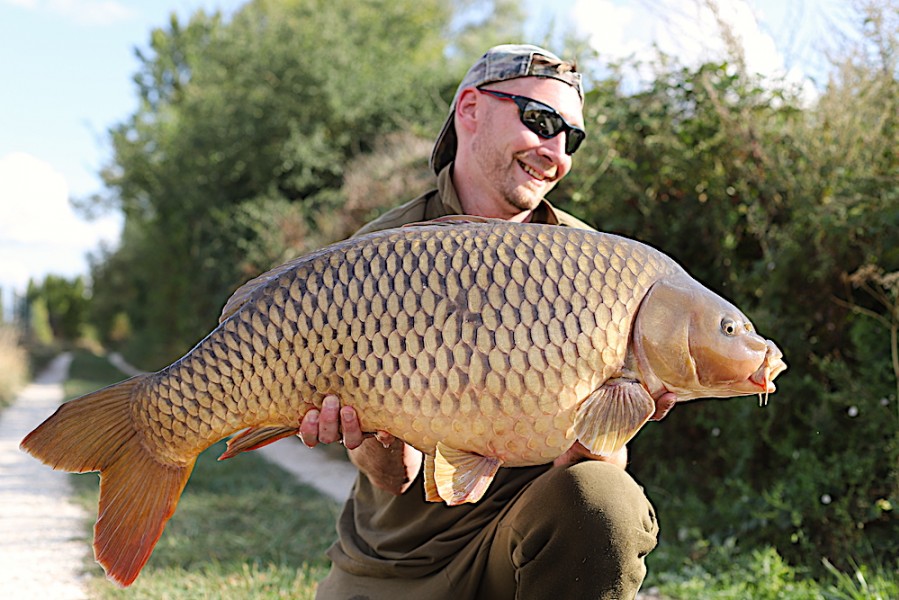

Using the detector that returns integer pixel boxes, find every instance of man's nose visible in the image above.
[537,133,570,172]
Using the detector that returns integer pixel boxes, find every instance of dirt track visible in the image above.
[0,353,88,599]
[0,355,660,599]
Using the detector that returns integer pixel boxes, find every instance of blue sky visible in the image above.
[0,0,248,197]
[0,0,848,308]
[0,0,248,307]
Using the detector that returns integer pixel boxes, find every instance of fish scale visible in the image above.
[132,223,664,466]
[20,219,787,587]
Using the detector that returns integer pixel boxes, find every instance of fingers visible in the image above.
[374,431,396,448]
[340,406,365,450]
[298,395,366,449]
[602,445,628,469]
[552,441,627,469]
[317,396,341,444]
[650,392,677,421]
[298,409,321,447]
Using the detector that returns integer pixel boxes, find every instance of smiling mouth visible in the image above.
[518,160,549,181]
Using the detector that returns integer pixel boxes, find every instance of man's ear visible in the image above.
[455,88,480,135]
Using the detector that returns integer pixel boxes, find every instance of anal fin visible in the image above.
[218,426,299,460]
[575,379,655,456]
[434,442,501,506]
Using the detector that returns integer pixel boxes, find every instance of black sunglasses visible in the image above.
[477,88,586,155]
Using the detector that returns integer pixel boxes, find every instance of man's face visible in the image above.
[468,77,584,215]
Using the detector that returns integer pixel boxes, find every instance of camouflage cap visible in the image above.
[429,44,583,175]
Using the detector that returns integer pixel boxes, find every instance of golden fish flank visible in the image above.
[20,219,786,587]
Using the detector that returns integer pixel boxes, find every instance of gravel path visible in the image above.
[0,354,660,599]
[0,353,354,599]
[0,353,89,599]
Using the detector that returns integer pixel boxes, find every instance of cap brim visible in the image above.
[429,109,457,175]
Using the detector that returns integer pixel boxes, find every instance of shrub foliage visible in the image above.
[553,7,898,571]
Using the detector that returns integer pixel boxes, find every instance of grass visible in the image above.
[0,325,28,409]
[64,350,341,599]
[645,536,899,599]
[62,348,129,399]
[60,350,899,599]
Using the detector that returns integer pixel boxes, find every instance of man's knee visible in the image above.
[480,462,659,598]
[529,461,658,549]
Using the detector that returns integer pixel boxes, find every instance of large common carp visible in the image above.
[21,218,785,587]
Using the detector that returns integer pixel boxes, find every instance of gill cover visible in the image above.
[632,277,770,400]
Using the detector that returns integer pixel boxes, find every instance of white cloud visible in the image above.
[0,152,121,292]
[4,0,135,25]
[49,0,135,25]
[2,152,88,244]
[4,0,38,8]
[571,0,817,101]
[573,0,771,67]
[570,1,643,59]
[571,0,645,63]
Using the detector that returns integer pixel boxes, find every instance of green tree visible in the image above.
[91,0,480,366]
[26,276,89,342]
[28,297,54,346]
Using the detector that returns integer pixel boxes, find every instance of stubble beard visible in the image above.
[504,178,545,212]
[473,136,547,215]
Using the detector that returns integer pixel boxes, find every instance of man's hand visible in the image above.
[553,392,678,469]
[298,395,368,449]
[650,391,677,421]
[298,395,419,495]
[554,442,628,468]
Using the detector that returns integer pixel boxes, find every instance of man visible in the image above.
[301,44,676,599]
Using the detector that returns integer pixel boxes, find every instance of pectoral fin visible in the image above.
[422,454,442,503]
[574,379,656,456]
[433,442,501,506]
[218,426,299,460]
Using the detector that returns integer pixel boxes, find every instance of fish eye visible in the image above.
[721,318,738,336]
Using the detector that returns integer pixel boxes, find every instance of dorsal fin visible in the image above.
[218,256,308,323]
[402,215,496,229]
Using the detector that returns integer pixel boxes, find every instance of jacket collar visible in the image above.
[435,163,562,225]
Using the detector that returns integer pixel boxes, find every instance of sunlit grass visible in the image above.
[65,350,340,599]
[0,325,27,409]
[646,538,899,599]
[62,349,127,400]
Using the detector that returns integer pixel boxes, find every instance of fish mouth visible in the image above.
[749,340,787,395]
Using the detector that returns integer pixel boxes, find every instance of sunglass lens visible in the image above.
[566,129,586,154]
[522,105,563,138]
[522,102,585,155]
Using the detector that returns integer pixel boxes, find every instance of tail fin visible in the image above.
[20,375,195,587]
